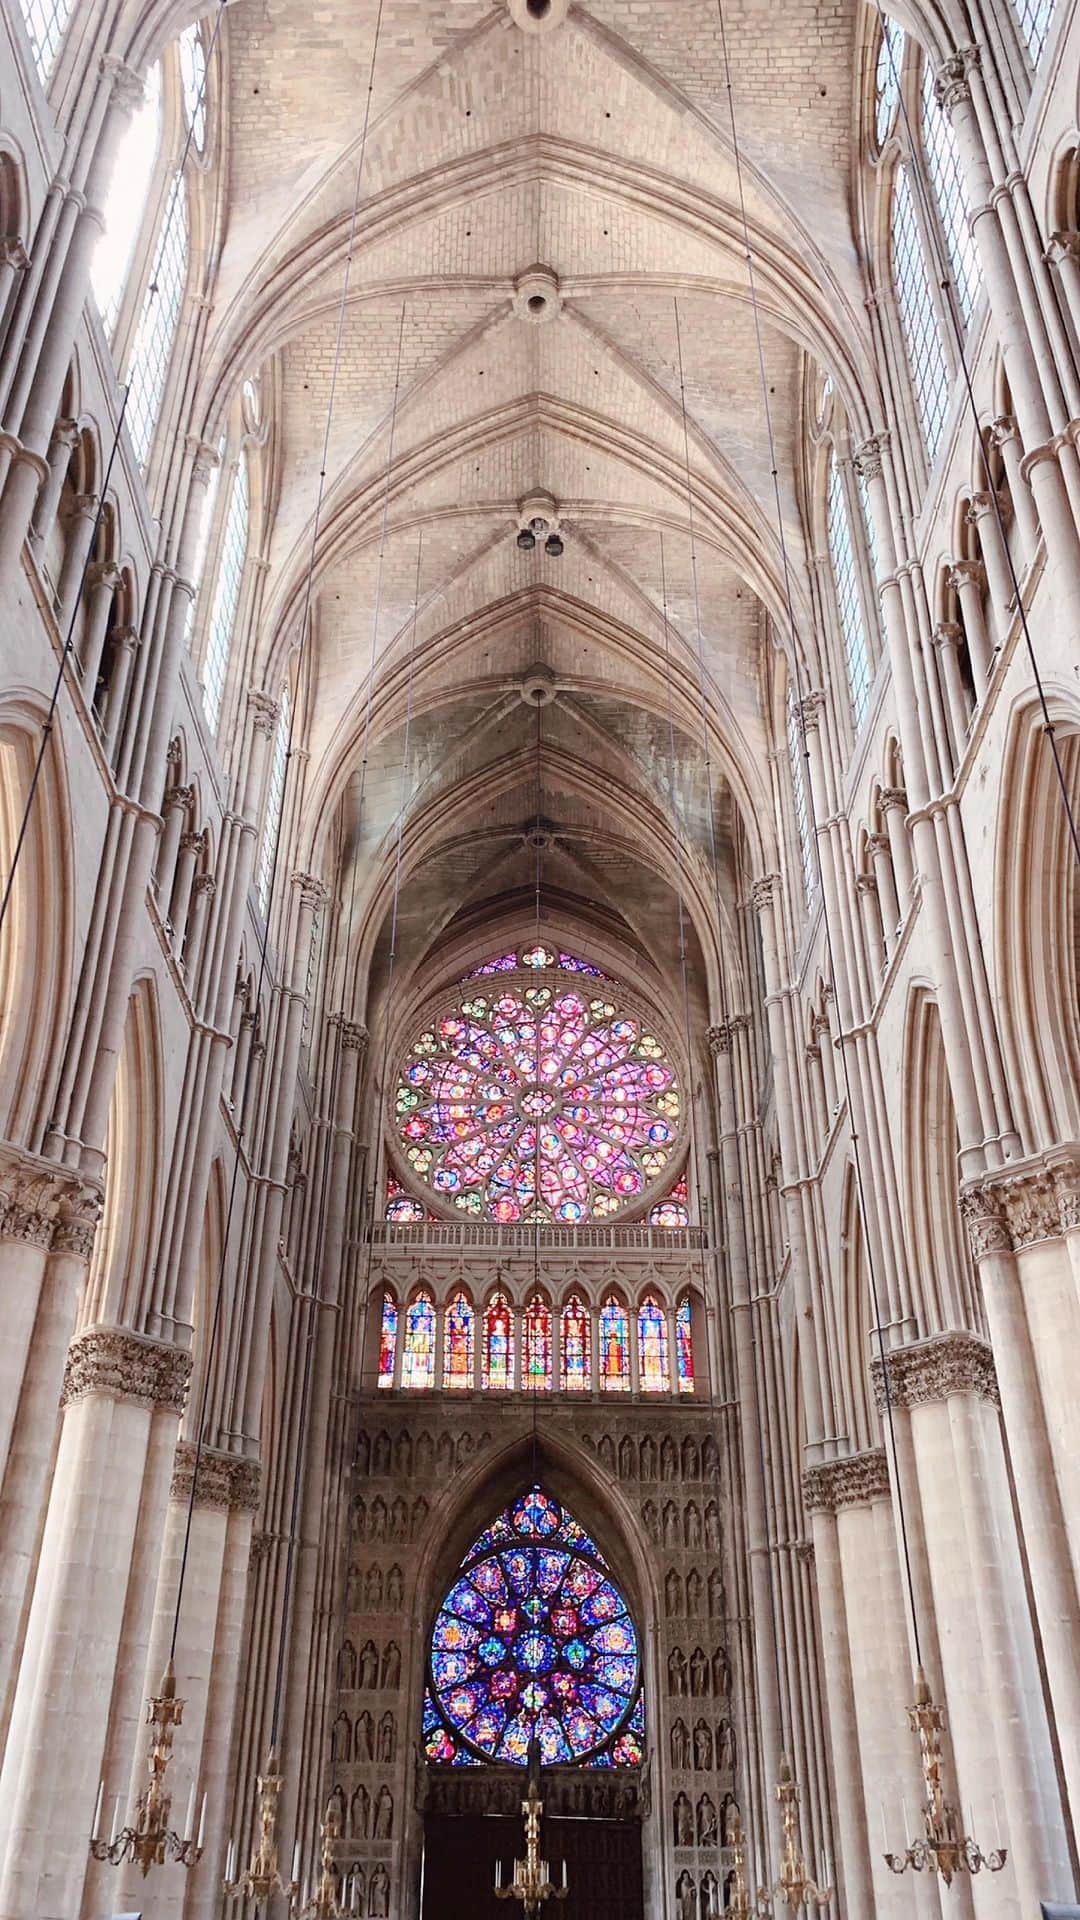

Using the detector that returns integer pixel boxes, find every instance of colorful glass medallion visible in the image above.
[377,1292,397,1389]
[676,1295,694,1394]
[484,1291,514,1390]
[524,1293,552,1391]
[385,1173,428,1224]
[648,1172,689,1229]
[599,1294,630,1391]
[393,975,680,1223]
[427,1485,642,1767]
[561,1294,591,1390]
[401,1290,436,1389]
[444,1290,475,1390]
[637,1294,669,1393]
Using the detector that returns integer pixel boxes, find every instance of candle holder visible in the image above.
[884,1667,1007,1886]
[224,1748,300,1903]
[761,1756,831,1913]
[88,1661,204,1877]
[292,1799,360,1918]
[494,1741,569,1916]
[722,1803,771,1918]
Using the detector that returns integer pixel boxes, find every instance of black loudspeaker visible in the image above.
[1041,1906,1080,1917]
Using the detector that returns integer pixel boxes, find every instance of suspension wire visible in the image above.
[670,295,792,1884]
[709,0,926,1675]
[531,695,542,1477]
[875,11,1080,872]
[658,529,760,1891]
[168,0,387,1669]
[0,0,229,949]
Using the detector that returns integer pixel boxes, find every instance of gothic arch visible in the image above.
[80,973,164,1330]
[902,987,982,1335]
[0,700,72,1147]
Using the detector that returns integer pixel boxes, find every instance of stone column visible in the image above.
[77,559,121,698]
[988,415,1038,561]
[964,498,1013,657]
[930,624,969,767]
[0,1173,60,1490]
[867,833,901,956]
[53,490,99,632]
[878,789,914,920]
[854,873,885,983]
[871,1332,1072,1912]
[0,1326,191,1920]
[27,415,77,552]
[155,782,193,904]
[101,624,140,755]
[945,560,992,692]
[168,830,203,954]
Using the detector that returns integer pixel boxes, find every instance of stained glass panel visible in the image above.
[378,1293,397,1389]
[426,1485,642,1768]
[649,1172,689,1229]
[561,1294,591,1391]
[394,977,680,1223]
[599,1295,630,1392]
[676,1296,694,1395]
[524,1293,552,1391]
[385,1174,428,1224]
[469,948,605,980]
[483,1291,514,1390]
[444,1291,475,1390]
[401,1290,436,1390]
[638,1295,670,1393]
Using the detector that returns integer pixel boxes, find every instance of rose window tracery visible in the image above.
[393,973,683,1224]
[424,1486,644,1768]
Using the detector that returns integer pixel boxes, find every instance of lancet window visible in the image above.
[400,1290,436,1390]
[483,1290,514,1390]
[1014,0,1057,64]
[377,1293,397,1389]
[16,0,73,82]
[524,1293,552,1391]
[599,1293,631,1391]
[637,1294,670,1393]
[424,1486,644,1769]
[827,450,873,729]
[443,1291,475,1390]
[676,1296,694,1394]
[561,1294,591,1390]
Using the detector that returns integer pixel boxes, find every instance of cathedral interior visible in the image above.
[0,0,1078,1914]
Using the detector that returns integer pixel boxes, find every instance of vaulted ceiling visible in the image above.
[200,0,874,1013]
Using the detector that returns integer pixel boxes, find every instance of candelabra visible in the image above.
[89,1661,204,1876]
[884,1667,1007,1885]
[224,1748,300,1903]
[762,1755,831,1913]
[721,1804,769,1918]
[494,1744,569,1916]
[292,1799,361,1918]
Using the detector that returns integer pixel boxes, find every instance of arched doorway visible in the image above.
[419,1484,646,1920]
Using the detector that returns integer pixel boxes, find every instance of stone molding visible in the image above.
[171,1439,262,1511]
[803,1447,889,1514]
[61,1325,192,1414]
[870,1330,998,1411]
[961,1151,1080,1257]
[933,43,980,114]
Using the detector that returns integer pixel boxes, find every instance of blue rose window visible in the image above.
[425,1486,644,1768]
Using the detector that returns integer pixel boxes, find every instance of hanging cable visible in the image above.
[0,0,229,948]
[167,0,387,1675]
[709,0,926,1674]
[874,13,1080,872]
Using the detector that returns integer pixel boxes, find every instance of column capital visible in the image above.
[932,620,964,651]
[0,235,29,272]
[179,828,206,856]
[866,830,890,857]
[193,872,216,900]
[961,1149,1080,1256]
[964,492,1002,525]
[86,558,122,594]
[248,688,280,737]
[803,1446,890,1513]
[331,1015,369,1055]
[854,872,877,896]
[292,871,328,910]
[878,785,908,813]
[933,43,981,114]
[947,557,984,592]
[186,435,222,485]
[164,781,194,814]
[170,1439,262,1512]
[853,434,888,482]
[707,1023,731,1057]
[63,490,98,525]
[988,413,1019,450]
[1043,229,1080,268]
[749,874,780,917]
[101,52,146,115]
[61,1325,192,1414]
[870,1329,998,1411]
[796,688,827,732]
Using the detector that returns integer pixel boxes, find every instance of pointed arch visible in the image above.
[0,702,73,1147]
[903,988,982,1335]
[81,975,164,1331]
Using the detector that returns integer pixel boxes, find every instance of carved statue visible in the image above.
[718,1718,736,1773]
[711,1646,730,1699]
[705,1502,720,1551]
[693,1720,712,1771]
[372,1432,391,1475]
[689,1647,708,1697]
[697,1795,717,1849]
[387,1564,404,1610]
[665,1570,683,1617]
[373,1786,393,1839]
[378,1711,395,1762]
[381,1641,401,1689]
[369,1863,390,1916]
[676,1870,696,1920]
[359,1640,378,1690]
[364,1567,383,1612]
[686,1569,702,1617]
[391,1496,408,1539]
[674,1793,694,1847]
[685,1502,702,1548]
[668,1647,688,1695]
[670,1717,690,1769]
[371,1497,387,1541]
[663,1502,680,1547]
[357,1710,374,1760]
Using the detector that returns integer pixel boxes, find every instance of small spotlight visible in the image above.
[545,533,564,557]
[517,528,537,551]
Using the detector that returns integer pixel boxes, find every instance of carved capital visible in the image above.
[854,872,878,896]
[948,559,984,594]
[853,436,886,483]
[248,689,279,737]
[1044,230,1080,268]
[870,1330,998,1411]
[750,874,780,917]
[179,829,206,856]
[866,831,890,857]
[989,414,1019,451]
[62,1326,192,1414]
[803,1446,890,1513]
[292,871,328,911]
[933,44,980,114]
[171,1439,262,1511]
[193,873,216,899]
[796,689,827,734]
[932,620,963,651]
[86,559,122,596]
[878,785,907,813]
[962,1152,1080,1255]
[707,1023,731,1057]
[165,782,195,815]
[336,1019,369,1055]
[0,236,29,272]
[965,492,1002,526]
[102,53,146,114]
[64,490,98,524]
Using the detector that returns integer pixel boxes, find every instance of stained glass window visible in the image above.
[483,1291,514,1390]
[378,1294,398,1389]
[469,948,605,980]
[524,1294,552,1391]
[125,174,189,470]
[444,1291,475,1390]
[874,17,904,146]
[638,1295,670,1393]
[676,1297,694,1395]
[561,1294,591,1391]
[892,164,951,461]
[1014,0,1057,63]
[401,1290,436,1390]
[920,62,980,327]
[425,1485,643,1768]
[394,980,681,1224]
[599,1294,630,1392]
[649,1173,689,1229]
[385,1174,427,1224]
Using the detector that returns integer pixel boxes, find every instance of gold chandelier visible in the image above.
[884,1667,1007,1884]
[292,1798,361,1917]
[89,1661,203,1876]
[494,1745,569,1915]
[223,1747,299,1904]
